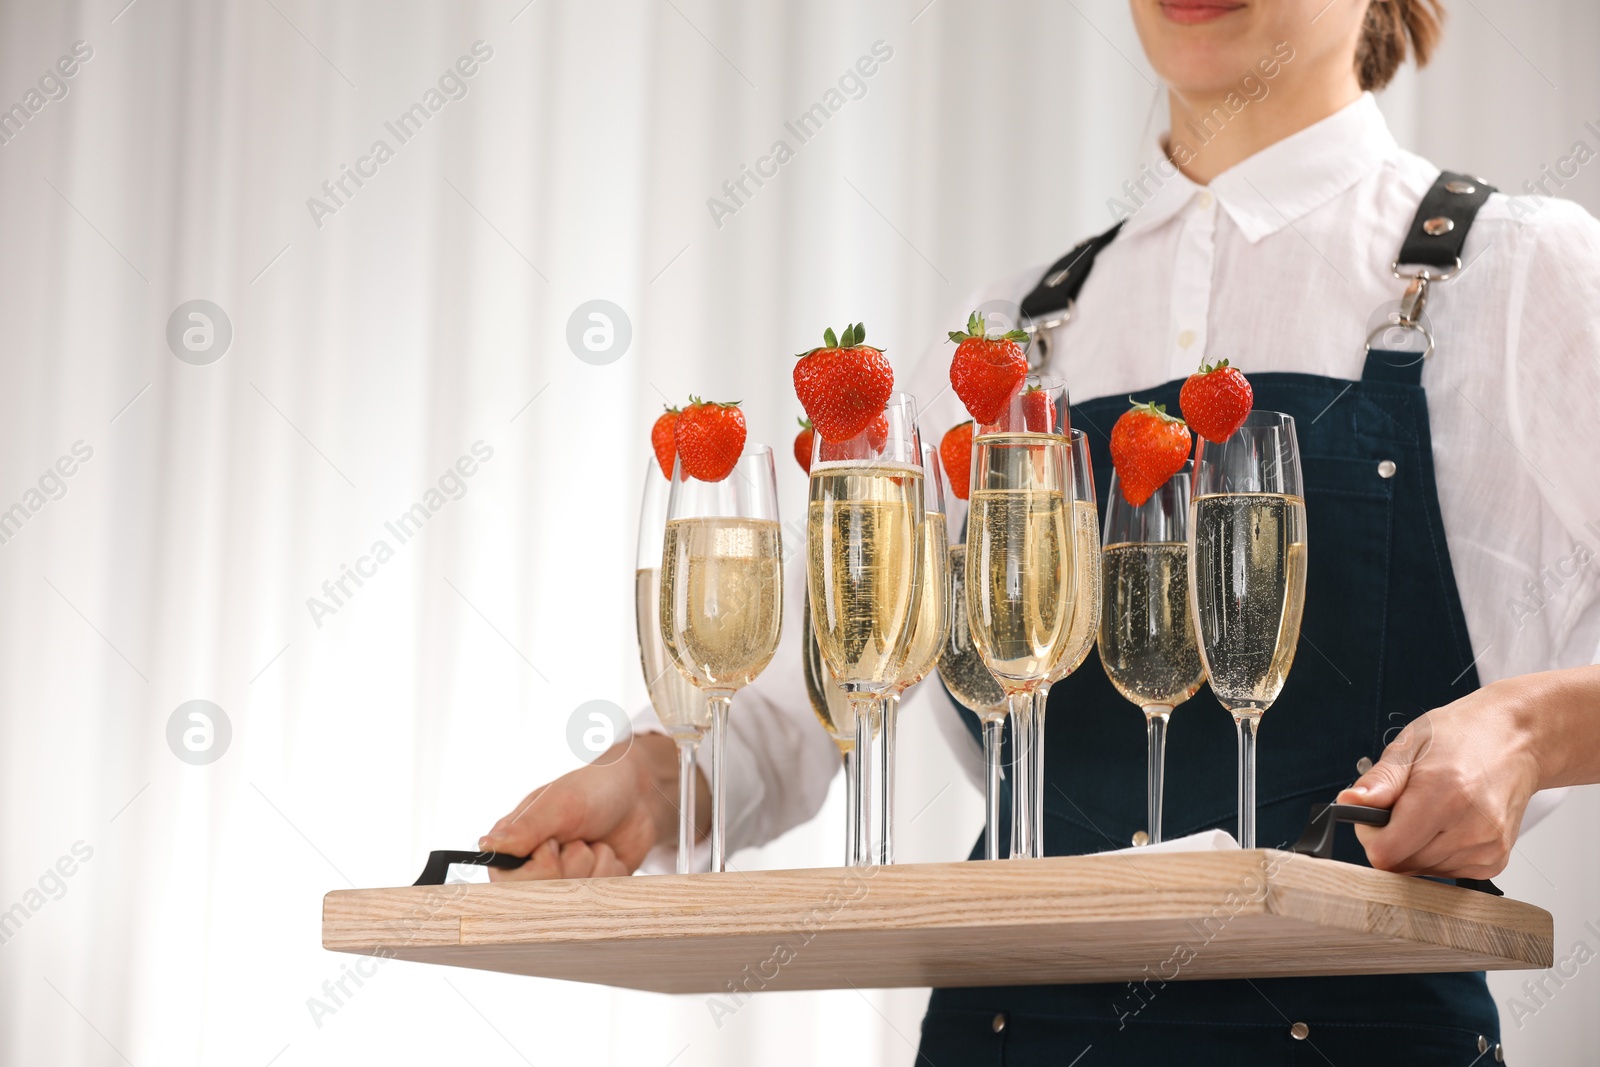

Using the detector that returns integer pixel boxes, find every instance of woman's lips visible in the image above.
[1159,0,1246,24]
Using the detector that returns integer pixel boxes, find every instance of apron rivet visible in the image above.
[1356,757,1374,774]
[1423,216,1455,236]
[1494,1043,1504,1062]
[1378,459,1397,479]
[1132,830,1149,846]
[1478,1036,1490,1053]
[1290,1022,1310,1040]
[1445,179,1477,195]
[991,1012,1007,1034]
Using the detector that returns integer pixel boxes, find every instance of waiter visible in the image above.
[482,1,1600,1061]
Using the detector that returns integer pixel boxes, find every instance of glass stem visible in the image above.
[1143,706,1171,846]
[1234,710,1261,849]
[1032,683,1050,859]
[1008,691,1032,860]
[983,716,1005,861]
[842,747,857,867]
[1008,703,1024,860]
[708,694,732,873]
[878,694,899,866]
[852,697,876,867]
[675,736,698,875]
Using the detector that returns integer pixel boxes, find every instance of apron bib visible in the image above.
[921,172,1506,1064]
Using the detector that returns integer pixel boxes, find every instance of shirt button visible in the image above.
[1377,459,1397,479]
[1290,1022,1310,1040]
[1197,190,1214,210]
[1177,329,1196,349]
[991,1012,1007,1033]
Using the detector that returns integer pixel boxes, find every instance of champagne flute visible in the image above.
[932,400,1009,843]
[661,446,785,873]
[1098,463,1204,846]
[877,441,951,865]
[802,595,868,865]
[1189,412,1308,849]
[636,461,713,873]
[1023,429,1100,858]
[937,547,1008,716]
[966,417,1074,862]
[807,393,926,867]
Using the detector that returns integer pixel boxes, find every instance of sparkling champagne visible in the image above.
[1189,493,1308,713]
[966,486,1073,684]
[635,568,713,735]
[660,517,784,691]
[938,544,1008,716]
[806,463,924,688]
[802,596,857,750]
[1099,542,1205,708]
[1047,500,1103,681]
[895,511,950,688]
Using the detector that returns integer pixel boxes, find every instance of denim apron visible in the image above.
[920,176,1505,1064]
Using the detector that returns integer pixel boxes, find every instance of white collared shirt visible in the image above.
[639,93,1600,867]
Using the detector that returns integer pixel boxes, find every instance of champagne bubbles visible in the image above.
[166,700,232,765]
[566,699,633,765]
[166,299,233,365]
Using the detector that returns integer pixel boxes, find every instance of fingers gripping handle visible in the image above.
[1288,802,1503,897]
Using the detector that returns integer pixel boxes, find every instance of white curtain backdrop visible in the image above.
[0,1,1594,1063]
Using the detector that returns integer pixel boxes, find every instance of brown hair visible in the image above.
[1356,0,1445,91]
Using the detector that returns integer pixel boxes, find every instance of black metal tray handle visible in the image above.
[413,850,529,886]
[1289,802,1502,896]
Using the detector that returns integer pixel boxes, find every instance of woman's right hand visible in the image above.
[478,732,708,880]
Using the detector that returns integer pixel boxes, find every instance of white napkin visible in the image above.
[1097,828,1240,857]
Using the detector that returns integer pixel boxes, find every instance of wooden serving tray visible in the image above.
[321,850,1552,993]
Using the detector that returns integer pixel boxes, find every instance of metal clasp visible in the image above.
[1399,274,1429,326]
[1366,273,1436,363]
[1390,256,1462,282]
[1022,306,1070,370]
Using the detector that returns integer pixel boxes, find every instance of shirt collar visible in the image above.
[1120,92,1399,243]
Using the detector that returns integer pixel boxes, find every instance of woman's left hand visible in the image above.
[1335,675,1544,880]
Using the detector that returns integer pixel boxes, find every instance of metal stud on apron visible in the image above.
[924,173,1508,1064]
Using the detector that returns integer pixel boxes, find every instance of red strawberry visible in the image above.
[1110,400,1192,506]
[939,421,974,502]
[651,404,681,478]
[675,398,746,482]
[1179,359,1253,444]
[1022,385,1054,434]
[817,411,891,465]
[948,312,1028,425]
[866,411,889,452]
[794,418,815,474]
[793,323,895,442]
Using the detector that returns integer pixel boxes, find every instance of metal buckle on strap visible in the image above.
[1022,306,1070,371]
[1390,256,1462,282]
[1365,273,1435,362]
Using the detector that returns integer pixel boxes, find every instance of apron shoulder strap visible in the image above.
[1395,170,1494,273]
[1363,170,1497,385]
[1019,221,1124,326]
